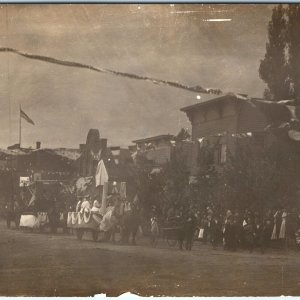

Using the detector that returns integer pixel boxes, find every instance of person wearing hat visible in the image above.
[224,215,237,251]
[210,214,222,249]
[243,216,255,253]
[183,210,197,251]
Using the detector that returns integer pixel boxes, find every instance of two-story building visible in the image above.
[180,93,276,174]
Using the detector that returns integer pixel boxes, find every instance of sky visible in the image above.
[0,4,274,149]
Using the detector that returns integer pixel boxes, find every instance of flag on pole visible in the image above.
[95,160,108,187]
[20,109,35,125]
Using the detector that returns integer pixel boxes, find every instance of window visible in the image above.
[214,144,227,164]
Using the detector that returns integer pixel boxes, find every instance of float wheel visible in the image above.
[76,228,84,240]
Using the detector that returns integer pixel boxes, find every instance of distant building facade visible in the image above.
[181,93,269,139]
[132,134,175,166]
[0,143,80,205]
[0,142,79,181]
[180,93,276,174]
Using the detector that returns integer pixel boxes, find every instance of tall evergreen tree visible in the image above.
[287,5,300,101]
[259,5,290,101]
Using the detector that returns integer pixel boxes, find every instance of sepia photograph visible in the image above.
[1,3,300,297]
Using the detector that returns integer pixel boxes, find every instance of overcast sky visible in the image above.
[0,4,273,149]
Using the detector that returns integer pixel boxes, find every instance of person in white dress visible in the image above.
[91,199,101,213]
[76,199,82,212]
[279,209,288,240]
[81,197,91,213]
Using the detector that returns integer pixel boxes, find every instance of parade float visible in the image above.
[19,177,75,232]
[67,159,128,241]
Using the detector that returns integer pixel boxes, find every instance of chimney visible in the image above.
[36,141,41,149]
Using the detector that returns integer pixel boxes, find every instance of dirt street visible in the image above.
[1,221,300,296]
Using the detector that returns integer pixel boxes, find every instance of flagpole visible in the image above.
[19,104,21,147]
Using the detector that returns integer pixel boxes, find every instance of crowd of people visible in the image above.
[3,193,300,254]
[157,205,300,253]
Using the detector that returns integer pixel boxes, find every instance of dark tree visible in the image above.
[221,139,300,212]
[259,5,291,101]
[164,150,190,209]
[287,5,300,101]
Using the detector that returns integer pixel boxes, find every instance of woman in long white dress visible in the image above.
[81,198,91,211]
[279,209,288,240]
[271,210,282,240]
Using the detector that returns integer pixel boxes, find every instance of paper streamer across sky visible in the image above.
[0,47,222,95]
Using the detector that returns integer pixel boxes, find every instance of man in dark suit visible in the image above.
[184,210,197,251]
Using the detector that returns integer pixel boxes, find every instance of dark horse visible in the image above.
[121,199,141,245]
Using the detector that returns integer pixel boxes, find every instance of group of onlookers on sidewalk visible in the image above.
[3,196,300,254]
[150,206,300,253]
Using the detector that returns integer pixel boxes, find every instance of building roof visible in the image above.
[48,148,81,161]
[180,93,250,113]
[132,134,175,144]
[0,147,81,161]
[0,148,30,157]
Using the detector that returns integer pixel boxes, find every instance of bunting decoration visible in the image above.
[0,47,222,95]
